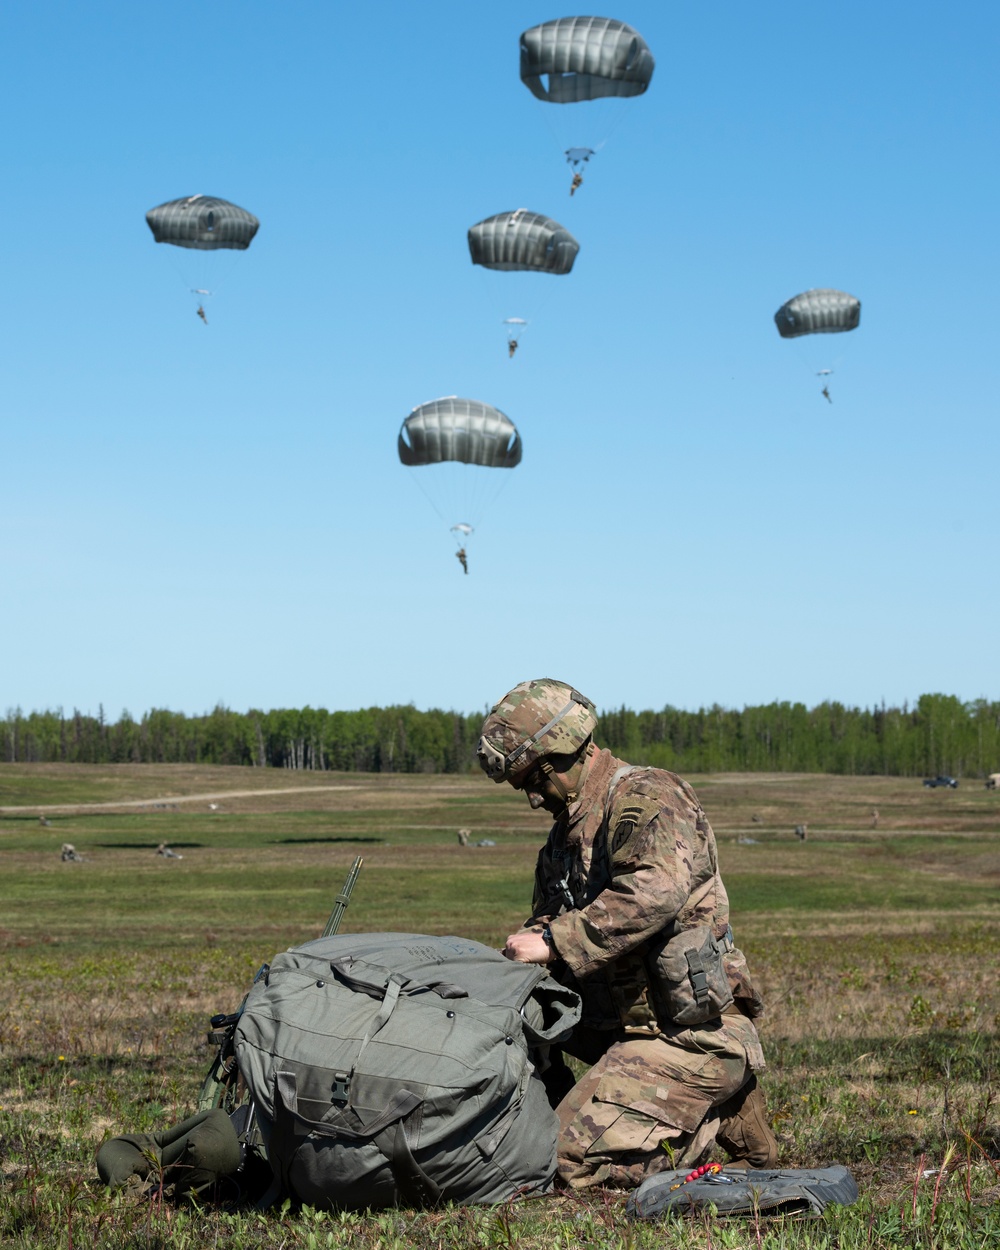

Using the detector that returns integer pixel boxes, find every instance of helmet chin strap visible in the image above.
[539,743,592,807]
[538,759,571,806]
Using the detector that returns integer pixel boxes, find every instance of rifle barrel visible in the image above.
[321,855,364,938]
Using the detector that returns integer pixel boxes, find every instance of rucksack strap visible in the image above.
[258,1069,439,1210]
[373,1117,443,1208]
[329,957,468,1003]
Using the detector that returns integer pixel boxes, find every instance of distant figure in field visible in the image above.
[870,807,880,828]
[60,843,85,862]
[457,829,470,847]
[751,813,762,823]
[794,823,808,841]
[39,815,51,827]
[456,547,469,575]
[157,842,183,860]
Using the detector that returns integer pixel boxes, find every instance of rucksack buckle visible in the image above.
[331,1072,351,1102]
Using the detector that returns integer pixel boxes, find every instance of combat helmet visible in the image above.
[477,679,597,785]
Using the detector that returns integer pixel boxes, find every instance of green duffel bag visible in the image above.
[234,932,581,1211]
[626,1164,859,1220]
[96,1108,241,1201]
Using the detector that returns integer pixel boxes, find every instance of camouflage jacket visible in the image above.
[531,748,762,1032]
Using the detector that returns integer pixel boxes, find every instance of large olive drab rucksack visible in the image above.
[234,932,581,1211]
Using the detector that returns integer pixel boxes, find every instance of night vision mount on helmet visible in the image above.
[477,679,597,785]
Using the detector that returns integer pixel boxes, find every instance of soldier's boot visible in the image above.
[714,1075,779,1168]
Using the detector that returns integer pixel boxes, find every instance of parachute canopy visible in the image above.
[146,195,259,251]
[774,289,861,339]
[398,398,522,469]
[468,210,579,274]
[520,16,655,103]
[566,147,595,168]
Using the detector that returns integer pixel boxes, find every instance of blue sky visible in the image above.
[2,2,997,721]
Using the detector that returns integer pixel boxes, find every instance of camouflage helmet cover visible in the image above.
[477,679,598,784]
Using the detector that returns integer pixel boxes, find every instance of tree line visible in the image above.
[2,694,998,778]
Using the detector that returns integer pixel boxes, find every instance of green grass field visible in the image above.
[1,764,998,1248]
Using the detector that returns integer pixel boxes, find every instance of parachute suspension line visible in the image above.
[474,463,516,529]
[538,106,596,197]
[791,342,830,380]
[476,268,558,358]
[465,462,515,535]
[790,342,849,387]
[593,95,634,152]
[533,95,632,189]
[405,467,451,529]
[443,463,514,536]
[164,249,242,309]
[199,249,242,298]
[537,101,575,164]
[520,275,557,343]
[406,464,508,545]
[167,253,201,298]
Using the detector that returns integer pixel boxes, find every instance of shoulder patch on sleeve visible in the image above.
[608,792,660,858]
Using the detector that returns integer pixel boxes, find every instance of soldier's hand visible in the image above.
[503,928,554,964]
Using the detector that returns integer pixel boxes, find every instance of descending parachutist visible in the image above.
[570,172,583,196]
[508,339,519,359]
[821,385,832,403]
[456,547,469,575]
[147,196,258,319]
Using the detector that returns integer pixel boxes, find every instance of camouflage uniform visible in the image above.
[528,747,767,1190]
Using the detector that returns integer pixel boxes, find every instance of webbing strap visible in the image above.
[373,1120,443,1208]
[606,764,638,799]
[354,974,403,1072]
[686,950,711,1005]
[506,697,579,770]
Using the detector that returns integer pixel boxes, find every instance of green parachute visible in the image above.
[519,17,655,103]
[146,195,259,321]
[519,17,654,192]
[774,289,862,403]
[398,398,522,561]
[468,210,579,356]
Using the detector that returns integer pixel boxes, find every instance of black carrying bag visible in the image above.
[626,1164,859,1220]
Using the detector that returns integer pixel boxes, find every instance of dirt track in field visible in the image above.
[0,784,362,813]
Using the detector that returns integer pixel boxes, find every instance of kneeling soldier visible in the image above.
[478,679,778,1190]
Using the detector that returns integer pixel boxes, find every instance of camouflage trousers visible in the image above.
[555,1011,765,1191]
